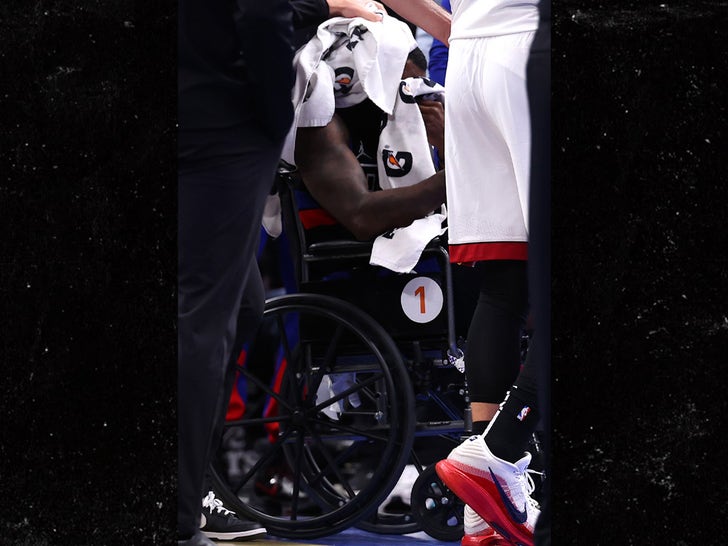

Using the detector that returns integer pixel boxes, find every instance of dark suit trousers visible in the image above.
[177,137,281,537]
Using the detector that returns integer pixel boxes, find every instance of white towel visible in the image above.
[323,15,416,114]
[377,77,445,190]
[370,78,447,272]
[370,208,447,273]
[281,13,416,164]
[316,373,362,420]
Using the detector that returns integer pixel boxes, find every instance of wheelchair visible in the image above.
[209,162,516,540]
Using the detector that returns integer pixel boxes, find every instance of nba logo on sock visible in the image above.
[517,406,531,421]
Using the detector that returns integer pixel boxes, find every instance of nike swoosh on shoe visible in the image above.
[488,467,527,524]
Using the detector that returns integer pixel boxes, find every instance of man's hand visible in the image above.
[327,0,386,22]
[418,99,445,156]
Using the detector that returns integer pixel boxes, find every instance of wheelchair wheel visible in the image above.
[210,293,415,539]
[411,463,464,542]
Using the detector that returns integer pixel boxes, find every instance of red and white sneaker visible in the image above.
[461,505,511,546]
[436,435,540,546]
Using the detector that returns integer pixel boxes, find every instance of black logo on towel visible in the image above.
[346,25,369,50]
[334,67,355,95]
[382,149,413,177]
[398,80,417,104]
[421,77,437,88]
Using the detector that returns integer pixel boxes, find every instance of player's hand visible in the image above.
[327,0,386,22]
[418,99,445,152]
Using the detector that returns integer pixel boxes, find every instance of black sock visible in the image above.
[482,386,539,463]
[472,420,490,435]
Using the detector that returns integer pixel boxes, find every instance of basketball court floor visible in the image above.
[222,529,459,545]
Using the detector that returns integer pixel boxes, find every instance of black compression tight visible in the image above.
[464,260,528,404]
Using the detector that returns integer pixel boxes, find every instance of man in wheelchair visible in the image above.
[292,47,447,242]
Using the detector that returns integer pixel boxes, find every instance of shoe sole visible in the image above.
[436,461,533,546]
[202,528,267,541]
[462,532,513,546]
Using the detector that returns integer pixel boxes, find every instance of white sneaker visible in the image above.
[436,435,540,546]
[461,505,510,546]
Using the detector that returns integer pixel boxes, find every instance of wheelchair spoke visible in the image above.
[410,449,424,470]
[289,426,305,520]
[281,443,353,515]
[320,322,344,371]
[294,464,346,514]
[225,415,292,427]
[239,367,297,413]
[233,427,295,494]
[301,443,363,507]
[275,312,304,404]
[304,424,357,500]
[275,311,296,367]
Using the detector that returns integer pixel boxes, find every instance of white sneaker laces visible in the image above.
[525,469,542,510]
[202,491,236,516]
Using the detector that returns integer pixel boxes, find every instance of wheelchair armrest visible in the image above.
[306,235,444,260]
[306,240,373,256]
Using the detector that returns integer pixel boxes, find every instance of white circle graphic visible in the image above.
[400,277,443,324]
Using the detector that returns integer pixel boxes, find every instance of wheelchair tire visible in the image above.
[210,293,416,539]
[410,463,464,542]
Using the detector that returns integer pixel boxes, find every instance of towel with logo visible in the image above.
[377,76,445,189]
[281,10,415,164]
[369,77,447,272]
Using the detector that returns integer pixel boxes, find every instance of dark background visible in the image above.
[1,2,176,545]
[550,2,727,543]
[1,1,726,544]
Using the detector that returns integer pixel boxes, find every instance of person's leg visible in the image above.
[198,264,269,542]
[216,261,266,439]
[178,143,279,540]
[438,31,540,546]
[442,342,540,546]
[465,260,528,431]
[481,335,540,463]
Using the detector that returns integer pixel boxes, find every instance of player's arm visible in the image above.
[383,0,450,46]
[295,114,446,241]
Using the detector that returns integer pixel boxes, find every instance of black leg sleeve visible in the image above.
[464,260,528,403]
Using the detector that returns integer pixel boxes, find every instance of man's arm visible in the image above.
[328,0,385,20]
[295,114,446,241]
[290,0,385,27]
[383,0,450,46]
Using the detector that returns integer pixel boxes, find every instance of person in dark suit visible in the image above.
[178,1,389,543]
[177,1,295,544]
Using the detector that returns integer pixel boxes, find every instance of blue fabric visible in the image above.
[427,0,450,86]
